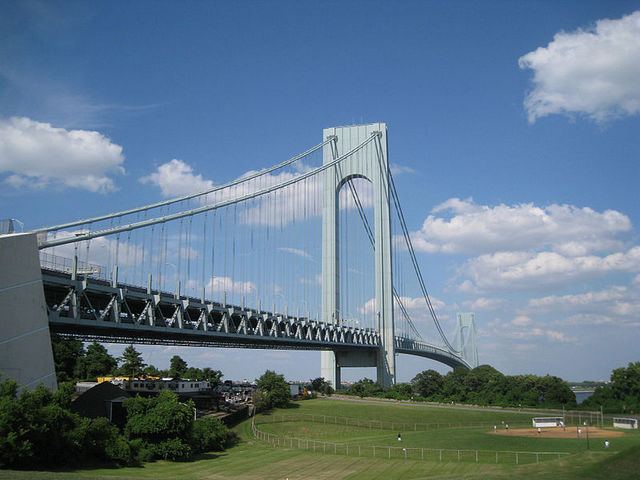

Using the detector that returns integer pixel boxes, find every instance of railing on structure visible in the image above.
[251,415,571,465]
[40,251,106,281]
[395,337,471,369]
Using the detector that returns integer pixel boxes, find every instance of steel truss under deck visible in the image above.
[42,267,469,368]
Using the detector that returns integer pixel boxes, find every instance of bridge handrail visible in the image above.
[36,137,335,234]
[38,133,380,248]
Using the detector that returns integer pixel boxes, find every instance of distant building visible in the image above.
[122,378,210,394]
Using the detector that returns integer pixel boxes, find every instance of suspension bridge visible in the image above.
[0,123,477,391]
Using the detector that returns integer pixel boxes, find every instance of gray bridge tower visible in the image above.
[456,312,479,369]
[321,123,395,388]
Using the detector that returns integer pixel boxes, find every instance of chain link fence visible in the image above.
[251,416,570,465]
[256,412,532,431]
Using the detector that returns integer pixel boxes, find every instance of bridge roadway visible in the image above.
[41,267,469,369]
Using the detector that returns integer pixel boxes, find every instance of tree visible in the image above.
[583,362,640,413]
[190,416,231,453]
[441,367,469,402]
[169,355,188,378]
[117,345,146,378]
[411,369,443,399]
[348,378,383,398]
[0,377,133,468]
[143,364,162,377]
[256,370,290,411]
[78,342,117,380]
[124,390,195,460]
[50,333,85,382]
[536,375,576,408]
[310,377,334,395]
[202,368,223,387]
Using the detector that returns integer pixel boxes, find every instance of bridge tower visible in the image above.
[456,312,479,369]
[321,123,395,388]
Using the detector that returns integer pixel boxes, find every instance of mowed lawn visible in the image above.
[1,397,639,480]
[256,398,640,457]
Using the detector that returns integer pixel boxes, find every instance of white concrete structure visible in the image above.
[0,233,57,391]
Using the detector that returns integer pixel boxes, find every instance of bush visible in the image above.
[152,438,192,461]
[191,416,231,453]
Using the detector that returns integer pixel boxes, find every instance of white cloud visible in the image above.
[519,11,640,123]
[459,247,640,292]
[511,315,532,327]
[0,117,125,192]
[205,276,256,295]
[528,286,628,311]
[390,164,416,175]
[486,317,574,343]
[140,159,213,198]
[141,158,373,226]
[526,285,640,327]
[462,297,505,311]
[412,198,631,255]
[279,247,314,261]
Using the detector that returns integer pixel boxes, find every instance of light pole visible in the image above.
[584,421,590,450]
[577,426,582,453]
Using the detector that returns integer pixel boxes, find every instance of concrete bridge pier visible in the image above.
[0,233,57,391]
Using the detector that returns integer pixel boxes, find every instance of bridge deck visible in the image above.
[42,268,469,368]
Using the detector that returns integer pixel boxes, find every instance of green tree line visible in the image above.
[581,362,640,414]
[51,335,222,386]
[0,376,233,469]
[346,365,578,409]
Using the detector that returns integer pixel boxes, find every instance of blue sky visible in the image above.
[1,1,639,383]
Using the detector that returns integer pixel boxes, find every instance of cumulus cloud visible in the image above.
[141,158,374,226]
[526,285,640,326]
[411,197,631,255]
[140,159,213,198]
[487,317,573,343]
[528,286,628,311]
[462,297,505,311]
[519,11,640,123]
[459,246,640,292]
[0,117,125,192]
[205,276,256,295]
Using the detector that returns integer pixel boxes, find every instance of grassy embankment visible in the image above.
[1,397,638,480]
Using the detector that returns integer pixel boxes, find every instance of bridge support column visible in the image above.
[0,233,57,391]
[321,123,395,388]
[320,351,341,390]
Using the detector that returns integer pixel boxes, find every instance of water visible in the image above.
[575,391,594,404]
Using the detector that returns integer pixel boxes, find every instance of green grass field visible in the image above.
[1,397,639,480]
